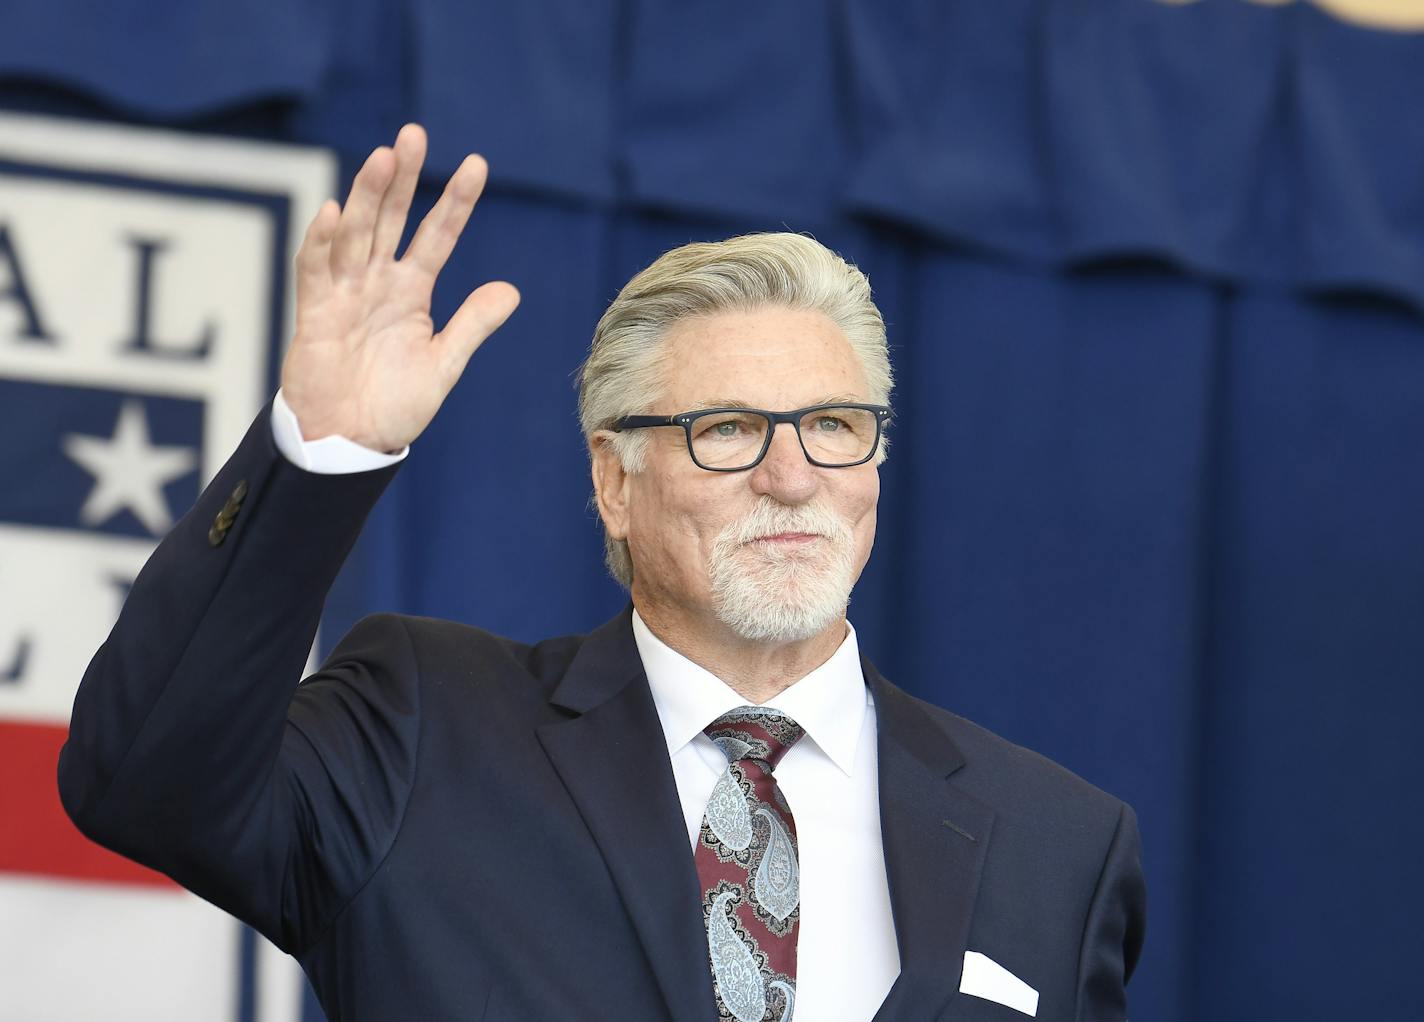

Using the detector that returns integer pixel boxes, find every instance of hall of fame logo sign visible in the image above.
[0,112,334,1022]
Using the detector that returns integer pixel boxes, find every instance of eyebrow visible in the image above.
[687,395,865,411]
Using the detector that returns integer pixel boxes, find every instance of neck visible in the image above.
[633,598,847,704]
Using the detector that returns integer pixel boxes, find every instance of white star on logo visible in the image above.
[63,399,199,536]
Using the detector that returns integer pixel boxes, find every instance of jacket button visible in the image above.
[208,479,247,546]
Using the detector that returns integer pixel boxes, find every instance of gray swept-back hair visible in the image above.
[577,232,892,589]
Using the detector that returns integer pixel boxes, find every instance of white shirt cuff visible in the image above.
[270,389,409,474]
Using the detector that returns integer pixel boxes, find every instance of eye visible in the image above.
[814,415,849,432]
[693,412,759,440]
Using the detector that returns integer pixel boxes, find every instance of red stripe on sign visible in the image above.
[0,720,176,888]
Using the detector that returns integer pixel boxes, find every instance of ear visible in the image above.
[590,432,632,541]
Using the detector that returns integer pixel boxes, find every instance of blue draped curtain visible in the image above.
[5,1,1421,1018]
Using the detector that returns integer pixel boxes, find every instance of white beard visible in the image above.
[708,497,858,643]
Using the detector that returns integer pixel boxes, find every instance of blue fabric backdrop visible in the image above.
[5,1,1422,1019]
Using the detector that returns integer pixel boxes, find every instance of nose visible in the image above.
[748,422,819,504]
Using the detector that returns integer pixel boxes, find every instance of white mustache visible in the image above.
[725,498,851,546]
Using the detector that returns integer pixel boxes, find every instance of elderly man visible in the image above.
[61,126,1145,1022]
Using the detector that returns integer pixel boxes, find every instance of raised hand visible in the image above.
[281,124,521,452]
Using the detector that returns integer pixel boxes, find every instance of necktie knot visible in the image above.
[704,706,805,772]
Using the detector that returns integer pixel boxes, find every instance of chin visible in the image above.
[717,603,848,644]
[709,546,854,643]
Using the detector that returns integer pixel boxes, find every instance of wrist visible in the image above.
[271,391,409,473]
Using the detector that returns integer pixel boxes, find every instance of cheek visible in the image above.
[626,479,726,579]
[846,473,880,560]
[852,505,877,565]
[846,469,880,524]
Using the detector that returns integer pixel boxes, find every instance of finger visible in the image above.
[295,199,339,305]
[371,124,427,263]
[434,280,521,380]
[331,146,395,278]
[404,154,489,278]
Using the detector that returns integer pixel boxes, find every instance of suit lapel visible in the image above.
[535,609,716,1022]
[866,662,995,1022]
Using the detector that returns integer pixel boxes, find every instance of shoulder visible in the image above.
[314,611,599,698]
[877,677,1131,832]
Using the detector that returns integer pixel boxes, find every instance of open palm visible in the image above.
[281,124,520,453]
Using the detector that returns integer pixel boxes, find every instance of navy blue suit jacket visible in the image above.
[59,407,1145,1021]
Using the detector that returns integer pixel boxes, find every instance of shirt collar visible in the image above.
[631,608,868,777]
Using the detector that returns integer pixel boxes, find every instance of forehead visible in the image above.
[658,307,869,409]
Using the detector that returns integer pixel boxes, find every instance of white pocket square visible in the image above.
[959,950,1039,1017]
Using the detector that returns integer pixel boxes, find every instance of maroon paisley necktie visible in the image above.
[695,707,806,1022]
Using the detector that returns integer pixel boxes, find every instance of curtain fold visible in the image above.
[9,1,1422,303]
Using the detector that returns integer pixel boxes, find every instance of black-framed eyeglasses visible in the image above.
[612,403,892,472]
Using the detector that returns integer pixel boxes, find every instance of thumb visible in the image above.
[435,280,521,378]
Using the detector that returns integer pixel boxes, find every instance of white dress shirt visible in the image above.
[270,390,409,473]
[632,611,900,1020]
[270,391,903,1019]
